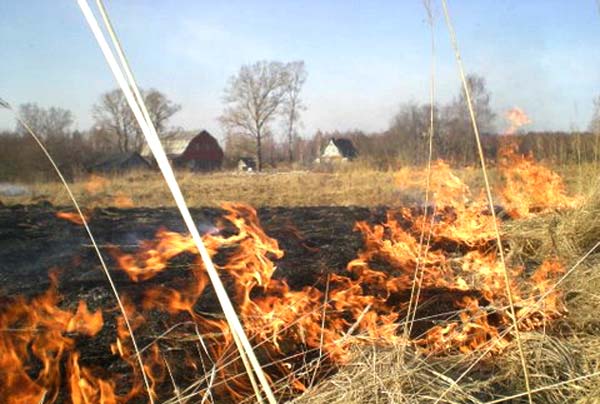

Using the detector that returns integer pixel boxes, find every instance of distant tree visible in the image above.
[591,96,600,133]
[92,88,180,152]
[8,104,96,181]
[282,61,307,163]
[447,73,496,134]
[442,73,496,164]
[589,96,600,163]
[219,61,289,171]
[15,103,74,139]
[223,131,256,167]
[388,102,441,164]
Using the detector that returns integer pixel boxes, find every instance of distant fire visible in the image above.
[82,174,136,208]
[113,193,135,208]
[1,148,578,402]
[504,107,531,135]
[84,174,110,195]
[56,211,89,225]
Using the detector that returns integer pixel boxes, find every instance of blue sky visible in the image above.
[1,1,599,141]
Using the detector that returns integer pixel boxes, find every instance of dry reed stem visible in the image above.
[440,1,532,402]
[403,0,437,345]
[78,1,275,401]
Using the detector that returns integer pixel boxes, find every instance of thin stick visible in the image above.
[200,366,217,404]
[309,273,330,388]
[403,0,437,343]
[439,1,533,403]
[164,355,184,404]
[94,0,152,134]
[0,99,154,403]
[343,304,372,340]
[75,2,275,402]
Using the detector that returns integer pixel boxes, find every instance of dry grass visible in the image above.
[3,162,597,209]
[1,169,400,208]
[291,181,600,403]
[5,162,600,402]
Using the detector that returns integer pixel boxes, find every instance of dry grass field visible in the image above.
[2,161,596,209]
[3,160,600,403]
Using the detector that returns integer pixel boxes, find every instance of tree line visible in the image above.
[1,59,600,182]
[0,88,181,181]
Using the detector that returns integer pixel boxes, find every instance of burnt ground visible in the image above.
[0,203,500,402]
[0,203,388,300]
[0,203,394,402]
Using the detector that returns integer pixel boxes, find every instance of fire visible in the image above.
[505,107,531,135]
[113,193,134,208]
[0,272,107,403]
[56,211,89,225]
[1,148,576,402]
[68,353,117,404]
[82,174,135,208]
[83,174,110,195]
[499,140,578,218]
[496,107,578,217]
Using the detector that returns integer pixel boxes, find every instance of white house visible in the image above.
[319,138,359,162]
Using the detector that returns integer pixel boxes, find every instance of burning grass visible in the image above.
[1,144,600,403]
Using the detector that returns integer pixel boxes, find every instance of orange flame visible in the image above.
[504,107,531,135]
[113,193,134,208]
[2,155,574,401]
[499,140,579,218]
[56,211,89,225]
[83,174,110,195]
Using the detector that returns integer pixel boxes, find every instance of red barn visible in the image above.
[142,130,224,171]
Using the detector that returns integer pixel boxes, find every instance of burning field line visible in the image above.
[1,140,585,403]
[2,2,599,404]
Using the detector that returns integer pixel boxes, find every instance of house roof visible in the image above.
[330,138,358,158]
[239,157,256,166]
[90,151,149,170]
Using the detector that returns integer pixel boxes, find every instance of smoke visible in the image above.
[0,183,30,197]
[504,107,532,135]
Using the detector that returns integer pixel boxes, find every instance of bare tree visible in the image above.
[219,61,289,171]
[388,101,441,164]
[282,61,307,163]
[16,103,74,139]
[589,95,600,164]
[93,88,180,153]
[453,73,496,134]
[442,73,496,164]
[144,90,182,134]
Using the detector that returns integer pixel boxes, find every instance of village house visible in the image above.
[318,138,359,163]
[237,157,257,172]
[142,130,224,171]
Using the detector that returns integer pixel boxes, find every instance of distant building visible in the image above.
[237,157,257,172]
[89,151,151,173]
[141,130,224,171]
[319,138,358,162]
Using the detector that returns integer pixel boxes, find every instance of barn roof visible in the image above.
[140,130,201,158]
[331,138,358,158]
